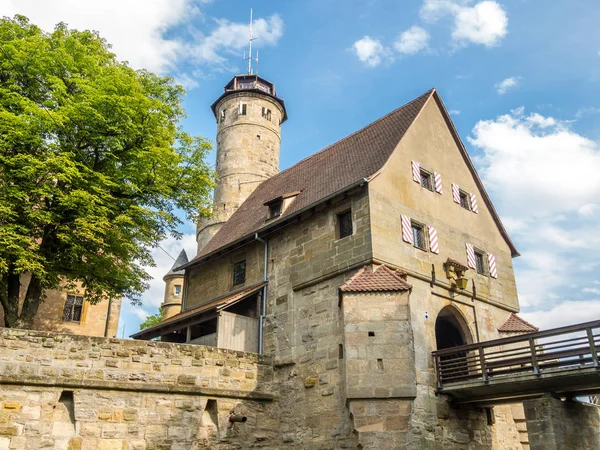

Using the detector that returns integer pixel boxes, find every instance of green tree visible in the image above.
[0,16,214,328]
[139,311,163,331]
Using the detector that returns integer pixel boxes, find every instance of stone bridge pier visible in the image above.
[523,395,600,450]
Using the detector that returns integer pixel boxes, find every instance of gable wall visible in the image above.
[368,96,518,311]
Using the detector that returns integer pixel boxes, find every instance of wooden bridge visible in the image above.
[432,320,600,405]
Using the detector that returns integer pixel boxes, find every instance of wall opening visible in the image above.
[435,306,473,377]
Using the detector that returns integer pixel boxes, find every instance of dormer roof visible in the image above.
[498,313,539,333]
[340,265,412,293]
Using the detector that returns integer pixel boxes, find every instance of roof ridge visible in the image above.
[273,88,435,180]
[498,313,539,332]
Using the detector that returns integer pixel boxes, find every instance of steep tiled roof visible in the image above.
[340,265,412,292]
[498,313,539,333]
[194,89,435,259]
[163,249,189,278]
[183,88,518,268]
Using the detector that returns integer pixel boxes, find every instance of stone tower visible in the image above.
[196,74,288,253]
[160,249,188,320]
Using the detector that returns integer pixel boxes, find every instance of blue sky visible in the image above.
[3,0,600,336]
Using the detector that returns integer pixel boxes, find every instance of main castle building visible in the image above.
[133,71,537,448]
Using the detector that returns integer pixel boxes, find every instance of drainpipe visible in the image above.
[104,295,114,338]
[255,233,268,354]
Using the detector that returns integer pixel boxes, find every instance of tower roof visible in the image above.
[210,74,288,123]
[498,313,539,333]
[163,249,189,279]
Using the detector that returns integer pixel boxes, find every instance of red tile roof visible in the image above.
[498,313,539,333]
[183,88,518,269]
[340,265,412,293]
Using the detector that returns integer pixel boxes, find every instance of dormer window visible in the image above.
[268,200,282,218]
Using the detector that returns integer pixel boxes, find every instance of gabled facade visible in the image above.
[132,86,533,448]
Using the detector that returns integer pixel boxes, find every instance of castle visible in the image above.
[129,71,545,448]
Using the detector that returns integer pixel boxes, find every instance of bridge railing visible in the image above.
[432,320,600,390]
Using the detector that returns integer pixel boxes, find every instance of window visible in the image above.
[240,103,247,116]
[420,169,433,191]
[220,109,226,123]
[337,210,352,239]
[174,285,182,296]
[474,250,485,275]
[233,260,246,286]
[412,222,427,251]
[262,107,272,121]
[268,200,282,219]
[63,295,84,322]
[256,135,261,140]
[459,190,471,210]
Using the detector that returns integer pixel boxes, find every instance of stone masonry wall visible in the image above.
[0,328,278,450]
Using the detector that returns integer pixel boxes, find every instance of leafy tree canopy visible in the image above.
[139,310,163,331]
[0,16,214,328]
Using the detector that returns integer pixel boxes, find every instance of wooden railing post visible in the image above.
[587,328,599,367]
[434,354,442,390]
[479,347,488,382]
[529,338,540,375]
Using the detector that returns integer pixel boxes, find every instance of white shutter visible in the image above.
[452,183,460,203]
[411,161,420,183]
[401,215,413,244]
[470,193,479,214]
[434,172,443,194]
[487,253,497,278]
[428,226,439,254]
[239,101,243,114]
[466,243,476,269]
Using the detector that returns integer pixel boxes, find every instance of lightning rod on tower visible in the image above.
[244,9,259,75]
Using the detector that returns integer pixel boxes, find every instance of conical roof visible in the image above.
[164,249,189,279]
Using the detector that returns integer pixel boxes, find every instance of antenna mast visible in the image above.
[245,9,258,74]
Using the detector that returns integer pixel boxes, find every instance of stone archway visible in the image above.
[435,305,473,350]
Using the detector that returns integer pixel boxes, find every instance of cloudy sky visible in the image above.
[2,0,600,336]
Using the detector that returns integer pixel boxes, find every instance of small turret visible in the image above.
[160,249,188,320]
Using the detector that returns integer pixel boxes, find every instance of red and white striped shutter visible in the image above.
[434,172,443,194]
[452,183,460,203]
[466,243,476,269]
[401,215,413,244]
[487,253,497,278]
[411,161,420,183]
[470,193,479,214]
[428,225,439,253]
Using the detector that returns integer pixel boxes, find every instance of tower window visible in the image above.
[174,285,182,296]
[411,221,427,251]
[220,109,226,123]
[474,250,485,275]
[459,190,471,210]
[233,260,246,286]
[239,103,247,116]
[256,135,261,140]
[63,295,84,322]
[337,210,352,239]
[420,169,433,191]
[262,107,272,121]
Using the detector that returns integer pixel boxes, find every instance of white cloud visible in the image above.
[583,288,600,295]
[575,107,600,119]
[393,26,430,55]
[421,0,508,47]
[495,76,519,95]
[449,109,461,115]
[352,36,391,67]
[470,109,600,216]
[131,307,150,322]
[1,0,198,73]
[189,14,284,69]
[1,1,284,76]
[579,204,599,217]
[521,300,600,331]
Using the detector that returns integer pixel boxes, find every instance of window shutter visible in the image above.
[452,183,460,203]
[466,243,476,269]
[470,193,479,214]
[434,172,443,194]
[487,253,497,278]
[239,102,243,114]
[411,161,420,183]
[428,225,439,253]
[401,215,413,244]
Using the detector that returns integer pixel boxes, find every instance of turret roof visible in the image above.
[164,249,188,278]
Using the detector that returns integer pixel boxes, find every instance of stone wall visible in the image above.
[0,328,278,449]
[523,395,600,450]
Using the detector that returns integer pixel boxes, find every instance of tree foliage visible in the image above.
[139,311,163,331]
[0,16,214,328]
